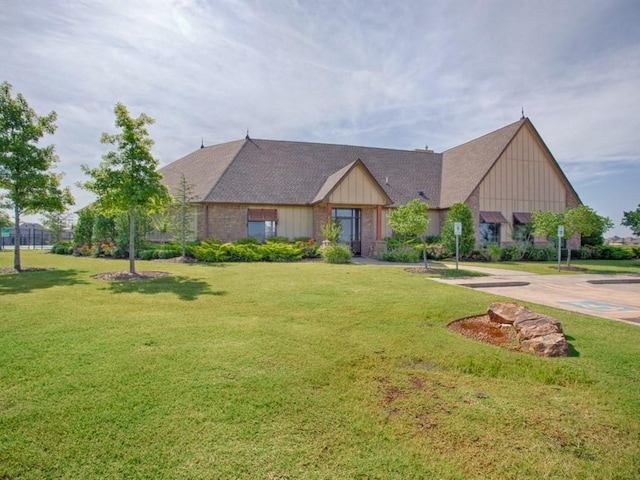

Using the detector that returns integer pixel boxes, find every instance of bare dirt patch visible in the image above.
[447,314,518,348]
[91,271,170,281]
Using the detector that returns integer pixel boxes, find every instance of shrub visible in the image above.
[189,240,304,263]
[485,244,502,262]
[51,241,73,255]
[322,244,352,264]
[75,243,92,257]
[262,242,303,261]
[267,236,290,244]
[380,246,420,263]
[593,245,635,260]
[523,245,556,261]
[138,249,156,261]
[294,239,320,258]
[500,245,525,261]
[235,237,259,245]
[571,247,592,260]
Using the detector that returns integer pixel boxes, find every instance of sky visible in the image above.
[1,0,639,237]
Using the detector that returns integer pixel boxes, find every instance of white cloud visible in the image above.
[2,0,639,235]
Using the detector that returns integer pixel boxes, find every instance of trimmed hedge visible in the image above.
[190,240,304,262]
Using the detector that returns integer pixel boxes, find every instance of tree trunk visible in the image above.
[423,239,428,269]
[129,208,136,274]
[566,247,572,268]
[13,205,21,271]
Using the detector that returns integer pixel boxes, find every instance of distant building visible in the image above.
[606,236,640,246]
[159,117,581,256]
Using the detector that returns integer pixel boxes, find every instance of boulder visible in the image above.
[487,302,539,325]
[485,302,568,357]
[519,333,569,357]
[513,315,563,335]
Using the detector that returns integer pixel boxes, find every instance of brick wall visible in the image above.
[203,204,247,241]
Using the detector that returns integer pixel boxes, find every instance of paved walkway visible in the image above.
[351,258,640,325]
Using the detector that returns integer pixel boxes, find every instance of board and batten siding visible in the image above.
[277,206,314,239]
[328,165,389,206]
[251,205,314,240]
[478,124,569,242]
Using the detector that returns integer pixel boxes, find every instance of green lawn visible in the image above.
[449,259,640,275]
[1,251,639,479]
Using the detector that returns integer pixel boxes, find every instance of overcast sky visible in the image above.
[2,0,639,236]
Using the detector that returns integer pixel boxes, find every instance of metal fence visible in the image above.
[0,229,73,250]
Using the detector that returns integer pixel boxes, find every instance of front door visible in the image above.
[332,208,361,256]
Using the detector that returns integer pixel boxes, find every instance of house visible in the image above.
[158,117,581,256]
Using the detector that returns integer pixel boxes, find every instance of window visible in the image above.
[513,212,533,245]
[479,222,501,245]
[247,209,277,241]
[479,211,507,246]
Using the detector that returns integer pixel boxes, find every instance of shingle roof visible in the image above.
[159,139,245,201]
[159,118,570,210]
[440,119,526,207]
[161,138,443,207]
[311,159,393,205]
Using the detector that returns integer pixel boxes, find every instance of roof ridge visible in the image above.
[443,118,526,153]
[242,138,440,155]
[201,138,250,201]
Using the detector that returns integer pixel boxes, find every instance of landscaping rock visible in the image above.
[514,315,563,335]
[487,302,538,325]
[520,332,569,357]
[450,302,570,357]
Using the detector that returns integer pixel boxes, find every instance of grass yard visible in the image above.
[1,251,639,479]
[451,259,640,275]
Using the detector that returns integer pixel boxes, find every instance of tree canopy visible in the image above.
[533,205,612,266]
[440,202,475,257]
[171,173,197,257]
[387,198,430,267]
[80,103,170,273]
[621,204,640,237]
[0,81,73,270]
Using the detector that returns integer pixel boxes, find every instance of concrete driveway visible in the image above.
[431,265,640,325]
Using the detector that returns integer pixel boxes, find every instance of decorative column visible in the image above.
[376,205,382,241]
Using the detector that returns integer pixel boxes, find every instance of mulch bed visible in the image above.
[404,267,449,274]
[91,271,170,281]
[552,265,588,272]
[447,314,518,347]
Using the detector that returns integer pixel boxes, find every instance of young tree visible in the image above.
[621,204,640,236]
[80,103,170,274]
[533,206,612,267]
[564,206,613,266]
[387,198,431,268]
[72,207,95,251]
[440,202,475,257]
[0,81,74,270]
[41,210,69,244]
[171,173,197,257]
